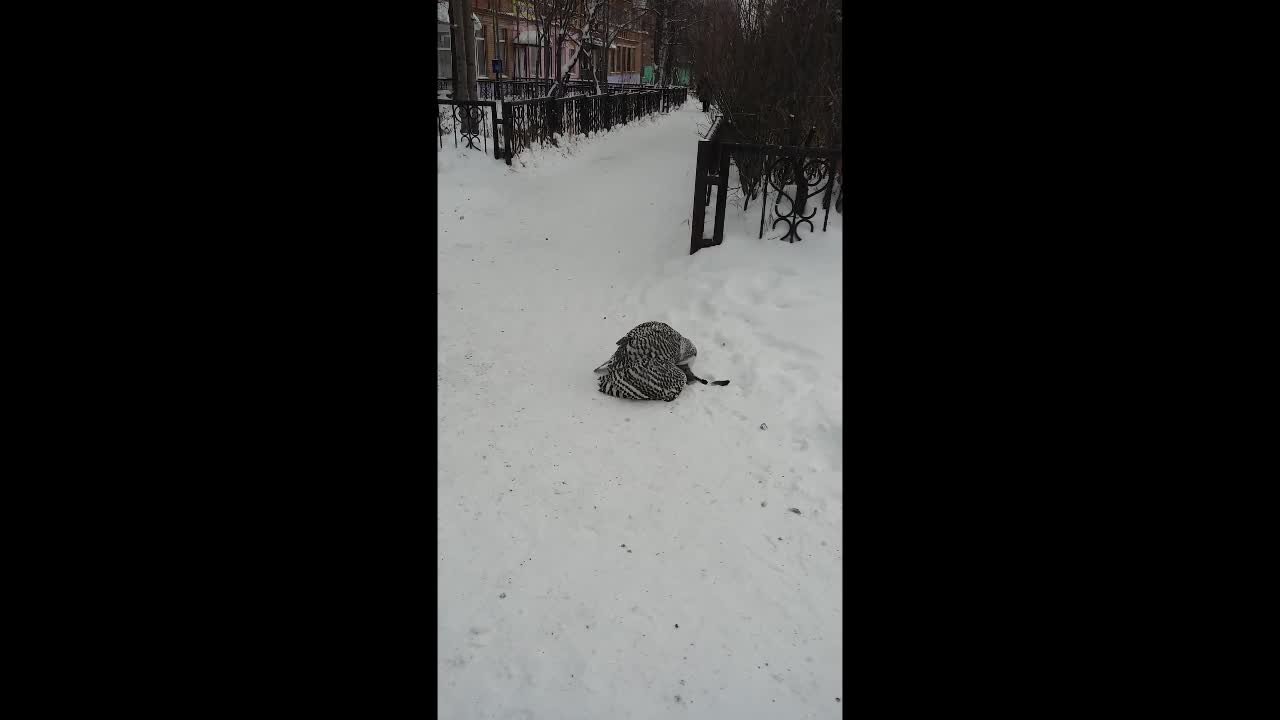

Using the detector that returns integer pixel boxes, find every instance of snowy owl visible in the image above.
[594,321,728,401]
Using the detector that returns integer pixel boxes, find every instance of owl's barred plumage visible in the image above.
[598,360,688,402]
[595,322,703,401]
[596,322,697,371]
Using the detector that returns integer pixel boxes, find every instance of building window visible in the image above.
[437,20,488,81]
[438,28,451,79]
[498,28,507,68]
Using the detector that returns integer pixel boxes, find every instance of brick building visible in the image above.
[437,0,652,83]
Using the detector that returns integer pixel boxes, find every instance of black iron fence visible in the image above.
[689,139,843,254]
[437,87,688,165]
[500,87,687,165]
[436,100,502,161]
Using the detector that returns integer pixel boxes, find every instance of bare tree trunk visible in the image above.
[588,49,601,95]
[449,0,481,135]
[655,40,669,87]
[450,0,479,103]
[550,0,600,98]
[462,0,478,97]
[652,14,662,84]
[551,42,585,98]
[599,0,611,90]
[449,1,464,99]
[654,5,670,87]
[661,39,675,86]
[537,20,546,80]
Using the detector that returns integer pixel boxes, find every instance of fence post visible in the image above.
[502,101,514,166]
[711,146,731,246]
[492,103,502,161]
[690,140,712,254]
[822,150,838,230]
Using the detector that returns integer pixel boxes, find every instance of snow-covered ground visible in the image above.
[438,101,843,719]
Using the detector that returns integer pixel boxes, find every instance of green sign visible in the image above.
[640,65,689,85]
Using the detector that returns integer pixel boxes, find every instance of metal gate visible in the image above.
[689,139,842,255]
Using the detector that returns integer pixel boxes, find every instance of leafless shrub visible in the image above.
[692,0,841,148]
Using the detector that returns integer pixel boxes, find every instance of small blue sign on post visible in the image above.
[492,58,502,76]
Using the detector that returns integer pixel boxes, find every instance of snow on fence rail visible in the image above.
[500,87,687,165]
[438,78,686,101]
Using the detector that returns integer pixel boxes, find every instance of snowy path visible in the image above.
[438,102,843,720]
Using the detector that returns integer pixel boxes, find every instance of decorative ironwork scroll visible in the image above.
[689,140,841,254]
[763,153,834,242]
[436,100,496,157]
[454,105,487,151]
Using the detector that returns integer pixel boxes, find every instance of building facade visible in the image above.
[437,0,651,83]
[437,4,484,80]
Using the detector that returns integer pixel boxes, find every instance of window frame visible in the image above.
[498,27,507,65]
